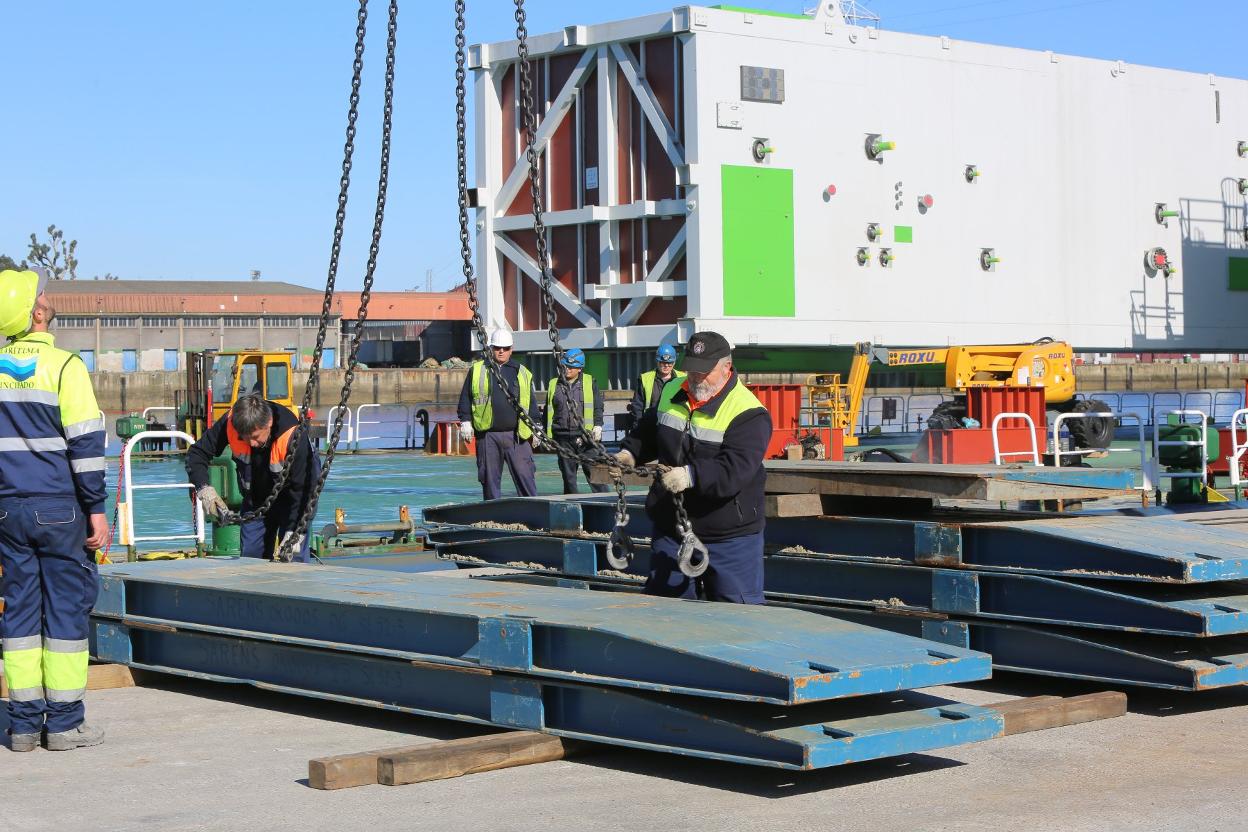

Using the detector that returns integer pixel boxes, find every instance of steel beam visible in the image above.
[93,560,991,705]
[90,619,1002,770]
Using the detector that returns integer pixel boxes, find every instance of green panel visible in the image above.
[1230,257,1248,291]
[712,5,810,19]
[584,352,609,389]
[894,226,914,244]
[721,165,796,317]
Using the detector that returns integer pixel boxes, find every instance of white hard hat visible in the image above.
[488,328,514,348]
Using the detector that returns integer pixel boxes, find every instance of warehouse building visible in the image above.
[47,280,471,372]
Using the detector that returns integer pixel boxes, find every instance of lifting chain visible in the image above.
[455,1,706,578]
[220,0,396,565]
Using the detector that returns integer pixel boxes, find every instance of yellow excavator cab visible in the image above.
[208,351,297,425]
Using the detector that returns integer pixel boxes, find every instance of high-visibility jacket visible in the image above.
[0,332,106,512]
[628,368,686,424]
[620,372,771,542]
[545,372,597,435]
[464,359,533,439]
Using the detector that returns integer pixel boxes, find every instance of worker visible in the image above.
[626,342,685,428]
[186,393,319,562]
[0,268,107,752]
[541,347,607,495]
[457,328,539,500]
[615,331,770,604]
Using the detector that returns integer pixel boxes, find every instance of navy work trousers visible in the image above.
[552,432,609,495]
[476,431,537,500]
[237,452,320,563]
[0,495,97,735]
[644,529,765,604]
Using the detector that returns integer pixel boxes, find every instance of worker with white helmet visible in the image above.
[456,327,539,500]
[0,268,107,752]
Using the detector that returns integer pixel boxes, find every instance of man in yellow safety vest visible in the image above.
[456,328,539,500]
[627,342,685,428]
[541,348,606,494]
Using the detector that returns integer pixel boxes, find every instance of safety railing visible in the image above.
[1152,409,1209,495]
[990,412,1041,465]
[141,406,176,424]
[120,430,205,555]
[325,406,355,447]
[1051,411,1153,492]
[1227,408,1248,496]
[353,403,415,451]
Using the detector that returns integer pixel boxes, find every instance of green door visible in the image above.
[721,165,796,317]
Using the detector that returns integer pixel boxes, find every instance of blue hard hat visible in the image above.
[561,348,586,368]
[656,343,677,363]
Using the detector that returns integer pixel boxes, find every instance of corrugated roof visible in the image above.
[47,284,472,321]
[50,280,319,295]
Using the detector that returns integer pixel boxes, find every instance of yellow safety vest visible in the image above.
[656,375,765,447]
[546,373,595,435]
[640,369,686,411]
[469,360,533,440]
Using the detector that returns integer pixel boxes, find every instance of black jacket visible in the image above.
[456,359,538,433]
[543,374,604,434]
[621,372,771,542]
[186,401,317,529]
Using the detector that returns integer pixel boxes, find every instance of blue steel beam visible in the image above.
[93,559,991,704]
[428,535,1248,637]
[424,497,1248,583]
[88,620,1003,770]
[465,570,1248,692]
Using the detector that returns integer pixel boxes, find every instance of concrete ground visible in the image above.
[2,674,1246,832]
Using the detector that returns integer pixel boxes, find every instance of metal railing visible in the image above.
[990,412,1041,465]
[353,403,416,451]
[1227,408,1248,496]
[141,406,176,424]
[121,430,205,553]
[1051,411,1153,491]
[1151,409,1209,496]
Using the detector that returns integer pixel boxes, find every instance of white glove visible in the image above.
[277,531,305,563]
[591,425,603,442]
[459,421,474,442]
[530,431,543,449]
[197,485,229,520]
[659,465,693,494]
[613,449,636,468]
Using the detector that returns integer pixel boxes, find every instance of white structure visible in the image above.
[471,4,1248,357]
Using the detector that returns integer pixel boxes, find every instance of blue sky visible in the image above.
[2,1,1244,291]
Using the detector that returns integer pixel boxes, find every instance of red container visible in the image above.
[426,420,474,456]
[746,383,843,460]
[925,387,1047,465]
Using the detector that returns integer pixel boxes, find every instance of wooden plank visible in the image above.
[1,663,140,699]
[378,731,581,786]
[309,743,429,790]
[985,691,1127,736]
[764,493,824,518]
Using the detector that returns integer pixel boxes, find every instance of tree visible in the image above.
[0,254,29,271]
[27,225,78,280]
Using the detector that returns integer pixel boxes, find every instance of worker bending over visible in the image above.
[0,268,107,752]
[458,328,539,500]
[626,342,685,428]
[541,348,607,494]
[187,393,319,562]
[616,331,770,603]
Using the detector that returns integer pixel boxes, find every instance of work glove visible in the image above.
[458,421,474,442]
[277,531,305,563]
[613,449,636,469]
[530,431,543,449]
[591,425,603,443]
[659,465,694,494]
[196,485,229,521]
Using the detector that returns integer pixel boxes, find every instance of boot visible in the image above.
[8,731,39,752]
[44,723,104,751]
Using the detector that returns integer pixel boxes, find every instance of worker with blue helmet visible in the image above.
[540,348,607,494]
[627,342,686,427]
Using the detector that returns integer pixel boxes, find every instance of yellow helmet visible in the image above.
[0,268,48,338]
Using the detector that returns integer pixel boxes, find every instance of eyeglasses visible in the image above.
[658,360,675,366]
[491,346,511,351]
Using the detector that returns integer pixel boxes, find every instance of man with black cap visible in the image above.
[615,331,771,604]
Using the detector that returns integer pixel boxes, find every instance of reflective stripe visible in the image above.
[0,387,58,406]
[65,416,106,438]
[44,637,89,654]
[3,646,43,692]
[0,435,68,452]
[45,686,87,703]
[3,635,43,651]
[269,462,284,473]
[469,360,533,439]
[658,410,726,444]
[42,647,88,694]
[70,456,106,473]
[6,686,45,703]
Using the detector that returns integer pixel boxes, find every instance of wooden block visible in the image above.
[785,445,803,461]
[764,493,824,518]
[309,744,429,790]
[378,731,579,786]
[986,691,1127,736]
